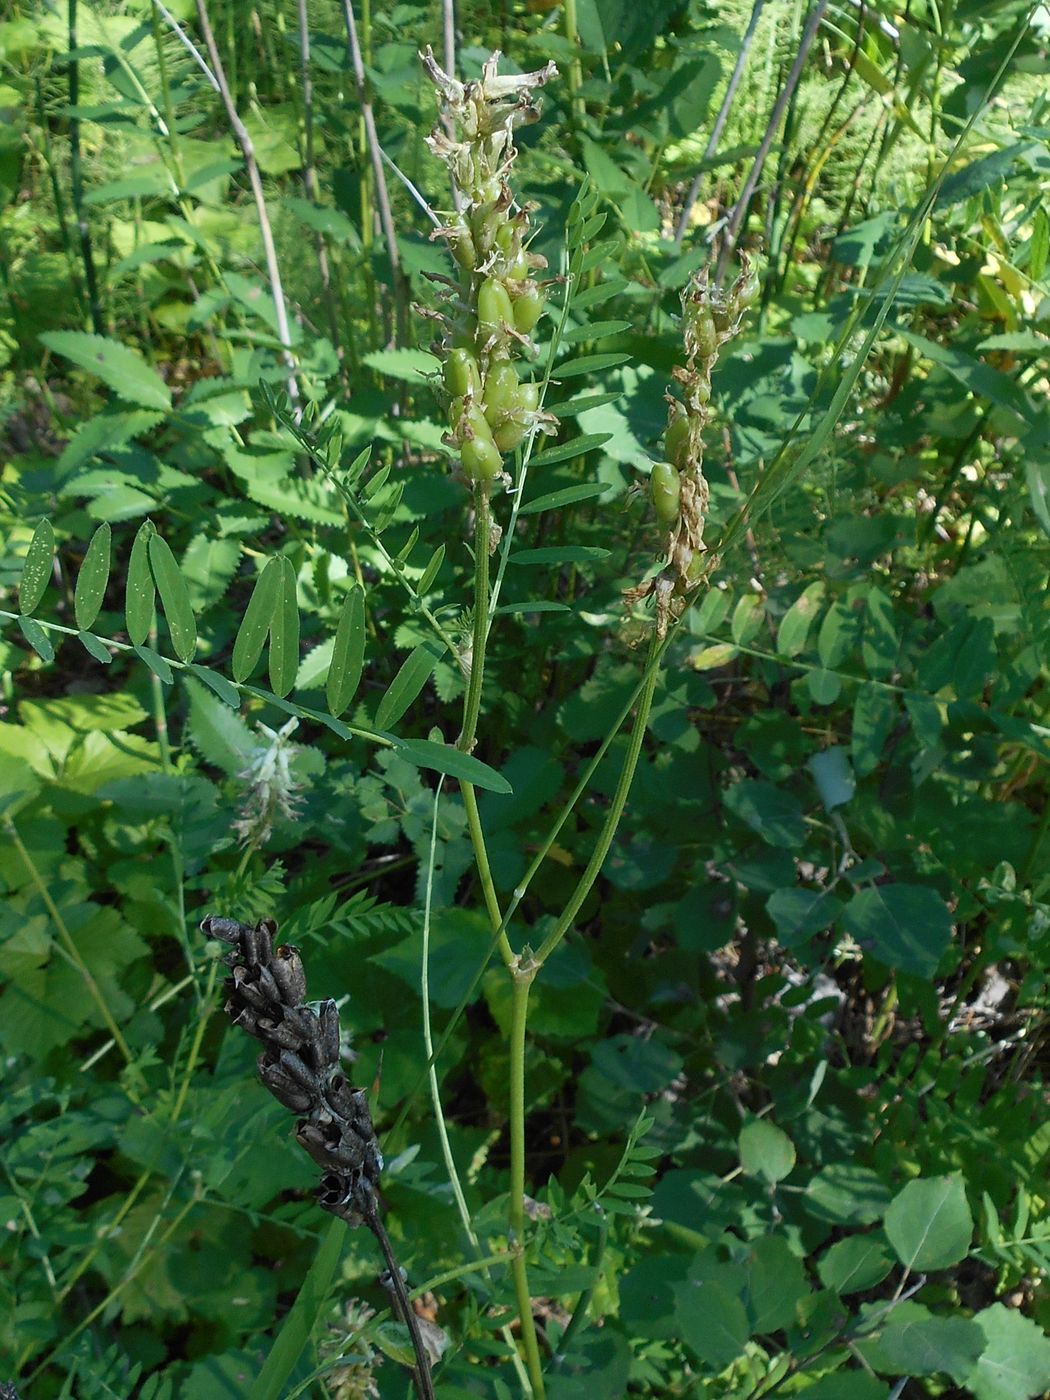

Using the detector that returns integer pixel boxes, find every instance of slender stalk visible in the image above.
[296,0,342,360]
[6,818,141,1085]
[67,0,103,334]
[564,0,585,129]
[535,634,662,966]
[508,961,545,1398]
[193,0,299,397]
[340,0,408,341]
[715,0,830,283]
[360,1194,437,1400]
[674,0,766,247]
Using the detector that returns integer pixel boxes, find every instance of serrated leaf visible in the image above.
[376,642,444,730]
[41,331,172,410]
[269,557,300,698]
[125,521,156,646]
[246,475,345,526]
[17,616,54,662]
[398,738,512,794]
[18,519,55,616]
[148,533,197,662]
[185,677,255,775]
[232,559,280,682]
[327,586,366,718]
[74,522,112,630]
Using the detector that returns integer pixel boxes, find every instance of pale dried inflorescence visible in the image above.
[232,717,306,847]
[625,257,759,635]
[419,47,559,487]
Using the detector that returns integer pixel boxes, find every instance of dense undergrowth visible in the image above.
[1,1,1049,1397]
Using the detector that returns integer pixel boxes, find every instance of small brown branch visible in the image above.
[715,0,830,283]
[340,0,409,341]
[194,0,299,397]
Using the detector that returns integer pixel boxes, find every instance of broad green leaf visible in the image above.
[397,738,512,795]
[965,1303,1050,1400]
[739,1118,796,1184]
[375,642,444,730]
[792,1373,888,1399]
[125,522,156,646]
[327,585,366,718]
[808,747,855,810]
[268,557,300,699]
[724,780,806,848]
[856,1301,983,1381]
[805,1165,891,1225]
[675,1279,749,1369]
[744,1235,811,1332]
[1030,207,1048,281]
[851,684,897,778]
[41,331,172,410]
[148,534,197,662]
[247,1217,344,1400]
[74,523,112,631]
[817,1236,894,1295]
[842,884,952,978]
[884,1175,973,1272]
[232,559,281,682]
[766,888,843,947]
[18,519,55,616]
[361,348,440,383]
[18,616,54,662]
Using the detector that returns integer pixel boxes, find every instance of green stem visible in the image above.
[6,818,143,1089]
[535,633,661,966]
[67,0,103,334]
[563,0,585,130]
[509,961,545,1398]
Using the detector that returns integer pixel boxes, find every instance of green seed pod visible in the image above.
[482,361,520,425]
[512,282,545,334]
[448,394,466,429]
[515,383,540,414]
[478,278,515,337]
[461,406,503,480]
[693,310,718,359]
[447,221,476,271]
[664,414,692,470]
[650,461,681,527]
[493,420,528,452]
[735,266,760,309]
[445,348,482,398]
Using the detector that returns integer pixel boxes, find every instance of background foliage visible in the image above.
[1,0,1049,1397]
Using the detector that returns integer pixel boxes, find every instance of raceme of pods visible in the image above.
[625,257,759,635]
[420,48,559,485]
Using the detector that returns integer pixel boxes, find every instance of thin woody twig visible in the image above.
[193,0,299,398]
[674,0,766,248]
[340,0,409,341]
[715,0,830,284]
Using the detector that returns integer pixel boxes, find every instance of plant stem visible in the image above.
[6,818,142,1087]
[563,0,585,129]
[360,1194,437,1400]
[508,959,545,1398]
[296,0,343,363]
[535,633,662,966]
[67,0,103,334]
[194,0,299,399]
[340,0,408,341]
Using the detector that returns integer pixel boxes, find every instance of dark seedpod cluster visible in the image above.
[200,914,382,1226]
[420,47,559,484]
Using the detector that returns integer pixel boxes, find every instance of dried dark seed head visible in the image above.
[201,915,254,946]
[271,944,308,1004]
[242,919,276,967]
[317,999,341,1065]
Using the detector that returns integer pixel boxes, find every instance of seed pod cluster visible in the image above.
[627,257,759,635]
[201,914,382,1226]
[420,47,559,485]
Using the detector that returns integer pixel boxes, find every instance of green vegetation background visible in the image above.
[0,1,1048,1397]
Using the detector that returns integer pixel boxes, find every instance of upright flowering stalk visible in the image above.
[419,48,559,489]
[626,258,759,634]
